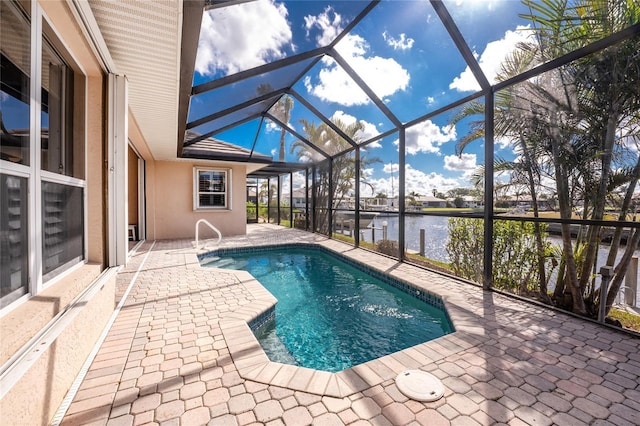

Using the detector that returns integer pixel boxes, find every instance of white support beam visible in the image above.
[107,74,128,266]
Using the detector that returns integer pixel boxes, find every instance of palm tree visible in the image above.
[272,95,294,162]
[520,0,640,315]
[450,47,555,302]
[290,118,380,233]
[451,0,640,314]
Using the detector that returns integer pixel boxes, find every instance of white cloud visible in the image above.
[335,34,410,100]
[450,25,533,92]
[195,0,292,76]
[426,96,435,105]
[444,153,477,178]
[383,163,399,174]
[495,135,515,151]
[331,111,380,142]
[281,172,308,191]
[304,64,371,106]
[382,31,414,51]
[367,164,463,196]
[304,6,343,46]
[265,117,295,134]
[395,120,457,155]
[405,164,462,194]
[303,11,410,107]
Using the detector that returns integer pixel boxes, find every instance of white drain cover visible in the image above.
[395,370,445,402]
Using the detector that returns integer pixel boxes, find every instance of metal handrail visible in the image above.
[195,218,222,250]
[617,285,637,307]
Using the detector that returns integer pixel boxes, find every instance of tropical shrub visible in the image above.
[447,218,554,294]
[246,201,256,217]
[376,239,399,257]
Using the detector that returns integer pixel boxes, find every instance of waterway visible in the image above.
[360,214,639,306]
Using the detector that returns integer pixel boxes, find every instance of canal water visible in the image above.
[361,214,639,306]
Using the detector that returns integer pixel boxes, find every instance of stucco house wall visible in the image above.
[0,1,115,424]
[149,161,248,239]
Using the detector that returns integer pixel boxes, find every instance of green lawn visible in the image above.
[609,308,640,333]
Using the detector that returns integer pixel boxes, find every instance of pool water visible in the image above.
[202,247,453,372]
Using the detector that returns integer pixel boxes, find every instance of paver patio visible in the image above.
[58,225,640,426]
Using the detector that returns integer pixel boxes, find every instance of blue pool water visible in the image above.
[202,246,453,372]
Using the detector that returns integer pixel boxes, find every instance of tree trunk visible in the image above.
[522,138,550,302]
[578,112,618,293]
[606,157,640,266]
[605,227,640,316]
[548,113,586,315]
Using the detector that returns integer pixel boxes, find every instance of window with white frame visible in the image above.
[194,168,230,210]
[0,1,85,310]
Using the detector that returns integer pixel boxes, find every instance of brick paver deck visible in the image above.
[59,225,640,426]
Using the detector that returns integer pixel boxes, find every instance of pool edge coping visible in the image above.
[193,240,480,398]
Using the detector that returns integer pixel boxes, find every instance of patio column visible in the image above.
[107,74,128,267]
[483,91,495,290]
[398,127,406,260]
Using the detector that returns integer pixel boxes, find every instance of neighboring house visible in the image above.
[501,196,554,211]
[290,189,308,208]
[415,196,447,208]
[460,196,484,208]
[0,2,268,423]
[362,196,399,210]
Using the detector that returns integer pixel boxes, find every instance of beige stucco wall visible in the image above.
[149,161,247,239]
[128,146,139,228]
[85,74,106,264]
[0,2,113,425]
[41,0,106,264]
[0,273,115,425]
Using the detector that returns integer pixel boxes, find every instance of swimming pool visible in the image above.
[201,245,453,372]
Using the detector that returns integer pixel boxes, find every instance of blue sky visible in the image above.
[189,0,537,196]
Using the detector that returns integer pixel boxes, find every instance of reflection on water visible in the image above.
[366,215,450,262]
[363,215,639,306]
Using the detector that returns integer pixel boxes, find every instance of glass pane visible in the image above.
[279,174,291,226]
[1,1,30,165]
[41,38,76,177]
[187,97,279,138]
[194,1,369,82]
[199,194,225,207]
[190,58,315,123]
[268,177,278,224]
[359,133,398,212]
[205,119,262,152]
[334,0,472,124]
[42,181,84,279]
[294,56,396,136]
[282,96,355,159]
[332,151,356,209]
[1,173,29,308]
[255,95,301,163]
[404,103,483,211]
[491,219,552,297]
[491,47,639,223]
[199,170,226,192]
[291,171,307,230]
[442,216,484,285]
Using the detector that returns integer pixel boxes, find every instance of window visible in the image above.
[0,174,29,308]
[194,168,230,210]
[0,1,31,165]
[41,39,76,177]
[42,181,84,280]
[0,1,85,310]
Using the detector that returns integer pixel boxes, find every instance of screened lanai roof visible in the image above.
[180,0,639,183]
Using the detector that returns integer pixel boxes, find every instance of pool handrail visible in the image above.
[195,218,222,250]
